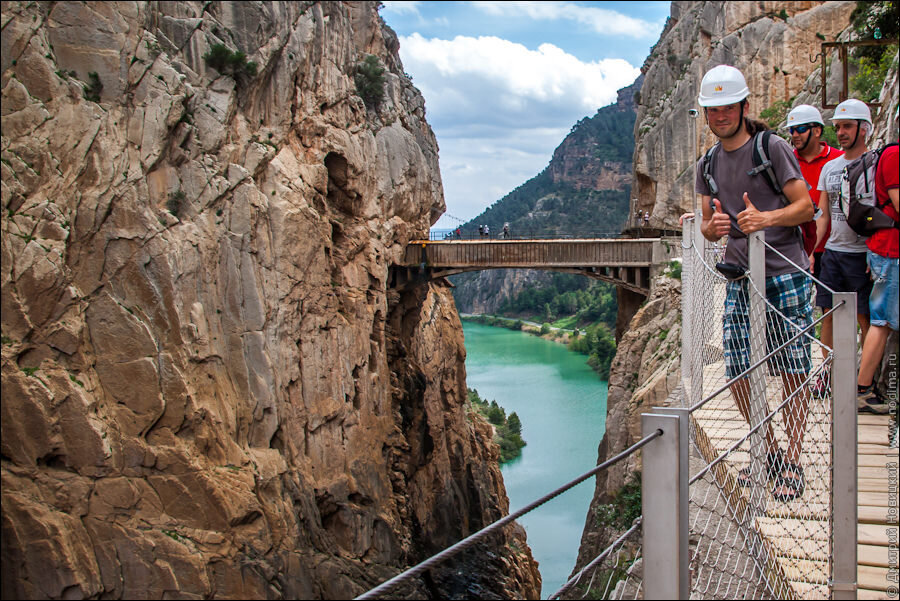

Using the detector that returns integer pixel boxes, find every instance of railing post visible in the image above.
[642,412,689,599]
[682,224,695,408]
[747,231,768,505]
[831,291,858,600]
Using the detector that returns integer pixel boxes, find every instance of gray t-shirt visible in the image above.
[817,155,871,253]
[695,134,809,275]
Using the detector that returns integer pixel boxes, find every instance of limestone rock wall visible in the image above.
[1,1,538,598]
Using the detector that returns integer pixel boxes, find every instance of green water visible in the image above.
[462,322,608,598]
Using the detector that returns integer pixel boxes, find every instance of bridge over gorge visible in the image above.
[392,237,682,296]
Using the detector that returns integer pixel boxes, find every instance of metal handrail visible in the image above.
[354,429,664,600]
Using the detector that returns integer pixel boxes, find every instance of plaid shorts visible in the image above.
[723,272,813,379]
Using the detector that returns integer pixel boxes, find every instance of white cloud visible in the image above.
[398,33,640,229]
[470,1,662,38]
[400,33,637,124]
[381,1,422,16]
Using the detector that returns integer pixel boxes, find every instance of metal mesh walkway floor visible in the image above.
[691,384,896,600]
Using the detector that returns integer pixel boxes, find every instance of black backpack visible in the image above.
[702,130,818,254]
[839,143,900,236]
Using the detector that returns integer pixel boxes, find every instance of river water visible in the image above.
[462,321,608,598]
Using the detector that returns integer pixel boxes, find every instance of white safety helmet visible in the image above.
[697,65,750,107]
[831,98,872,124]
[786,104,824,127]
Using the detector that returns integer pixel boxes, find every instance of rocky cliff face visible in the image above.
[547,79,640,193]
[1,2,539,598]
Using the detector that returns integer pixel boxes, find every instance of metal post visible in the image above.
[831,291,858,600]
[651,407,691,596]
[682,224,695,408]
[747,231,768,505]
[642,412,688,599]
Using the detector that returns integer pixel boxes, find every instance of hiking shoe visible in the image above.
[857,387,889,415]
[737,449,784,487]
[773,462,805,502]
[811,373,830,399]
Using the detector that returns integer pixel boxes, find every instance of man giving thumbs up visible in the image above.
[695,65,815,503]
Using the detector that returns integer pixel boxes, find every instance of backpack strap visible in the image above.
[702,143,720,196]
[747,130,784,196]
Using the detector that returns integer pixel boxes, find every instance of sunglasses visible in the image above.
[789,124,814,134]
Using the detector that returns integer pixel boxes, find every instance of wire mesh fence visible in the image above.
[678,223,849,600]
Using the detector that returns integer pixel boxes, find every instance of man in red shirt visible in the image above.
[786,104,843,276]
[786,105,843,398]
[857,142,899,415]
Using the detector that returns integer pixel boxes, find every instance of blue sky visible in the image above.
[380,1,671,230]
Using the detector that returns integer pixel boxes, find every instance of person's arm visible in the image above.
[736,178,815,234]
[814,190,830,251]
[890,187,899,214]
[700,195,731,241]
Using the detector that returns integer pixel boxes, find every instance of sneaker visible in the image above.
[858,386,889,415]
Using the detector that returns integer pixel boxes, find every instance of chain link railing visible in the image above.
[659,221,859,600]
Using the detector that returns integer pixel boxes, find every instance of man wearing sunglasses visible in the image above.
[814,99,876,398]
[786,105,843,283]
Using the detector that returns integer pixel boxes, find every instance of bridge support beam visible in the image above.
[615,287,646,342]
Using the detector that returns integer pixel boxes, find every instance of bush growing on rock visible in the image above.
[203,43,258,78]
[355,54,385,108]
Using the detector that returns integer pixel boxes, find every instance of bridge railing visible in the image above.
[427,229,638,241]
[641,221,858,600]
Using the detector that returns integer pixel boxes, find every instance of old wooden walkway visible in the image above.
[395,238,681,294]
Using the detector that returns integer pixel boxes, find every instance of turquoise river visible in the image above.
[462,321,609,597]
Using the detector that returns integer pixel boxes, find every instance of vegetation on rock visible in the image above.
[355,54,386,108]
[468,388,526,463]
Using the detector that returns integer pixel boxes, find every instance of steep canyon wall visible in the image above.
[1,2,538,598]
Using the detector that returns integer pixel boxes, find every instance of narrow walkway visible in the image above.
[692,386,897,599]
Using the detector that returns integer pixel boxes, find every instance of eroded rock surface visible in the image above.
[1,1,538,598]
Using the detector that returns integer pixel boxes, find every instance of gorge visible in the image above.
[2,1,899,599]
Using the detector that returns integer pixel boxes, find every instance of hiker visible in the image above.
[643,211,650,226]
[503,222,510,239]
[856,141,899,415]
[786,104,843,278]
[484,224,490,238]
[455,226,462,240]
[696,65,815,502]
[478,224,484,238]
[813,98,875,395]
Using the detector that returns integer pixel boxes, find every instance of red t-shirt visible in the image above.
[795,143,843,253]
[867,143,899,258]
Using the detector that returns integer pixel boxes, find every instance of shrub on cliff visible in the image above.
[203,43,258,79]
[355,54,385,108]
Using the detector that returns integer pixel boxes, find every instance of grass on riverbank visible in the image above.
[467,388,525,464]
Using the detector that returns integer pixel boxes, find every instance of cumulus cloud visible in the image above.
[401,33,637,127]
[471,1,662,38]
[398,33,640,227]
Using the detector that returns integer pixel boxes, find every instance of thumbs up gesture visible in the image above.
[709,198,731,238]
[737,192,768,233]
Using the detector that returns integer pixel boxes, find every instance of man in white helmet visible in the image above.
[813,98,875,396]
[696,65,815,502]
[786,104,843,280]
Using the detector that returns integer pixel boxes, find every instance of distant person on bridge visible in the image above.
[643,211,650,226]
[503,222,510,239]
[696,65,815,502]
[813,99,876,398]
